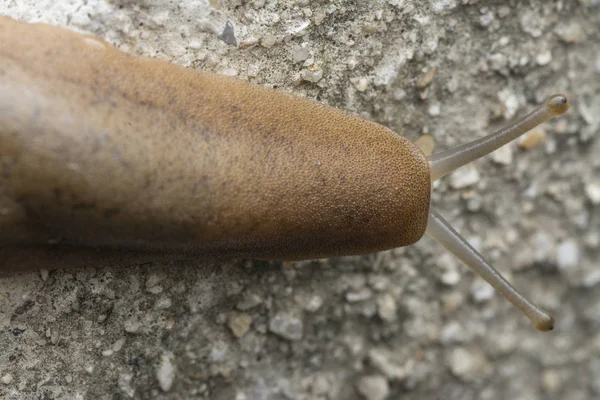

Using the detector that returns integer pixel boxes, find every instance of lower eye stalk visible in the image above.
[425,209,555,332]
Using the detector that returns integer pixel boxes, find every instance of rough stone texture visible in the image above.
[0,1,599,399]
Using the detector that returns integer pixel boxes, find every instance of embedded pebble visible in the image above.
[585,181,600,204]
[466,194,483,212]
[416,68,436,88]
[219,21,237,46]
[376,293,397,322]
[540,369,563,394]
[154,295,172,310]
[228,312,252,338]
[356,375,390,400]
[498,89,520,119]
[517,129,547,149]
[441,321,468,345]
[112,338,126,352]
[436,253,461,286]
[118,373,135,398]
[146,285,163,295]
[555,22,584,43]
[449,164,480,189]
[536,50,552,66]
[261,34,277,48]
[491,144,513,165]
[294,292,323,312]
[269,312,303,341]
[156,353,176,392]
[301,67,323,83]
[471,278,495,303]
[532,231,556,264]
[291,46,310,63]
[40,269,49,282]
[124,317,143,334]
[311,374,331,395]
[1,374,13,385]
[479,11,494,27]
[368,349,406,380]
[346,287,373,302]
[428,103,441,117]
[488,53,508,71]
[520,10,544,37]
[350,77,369,92]
[145,274,163,288]
[236,292,263,311]
[446,347,491,381]
[556,240,580,271]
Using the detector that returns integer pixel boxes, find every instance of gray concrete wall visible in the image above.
[1,1,599,399]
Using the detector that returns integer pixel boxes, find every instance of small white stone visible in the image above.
[228,312,252,338]
[269,312,303,341]
[220,68,238,77]
[368,349,406,380]
[556,240,580,271]
[157,353,176,392]
[236,292,263,311]
[585,181,600,205]
[346,287,373,302]
[1,374,13,385]
[40,269,49,282]
[488,53,507,71]
[428,102,441,117]
[436,252,461,286]
[113,338,126,352]
[449,164,480,189]
[291,46,310,63]
[491,145,513,165]
[376,293,397,322]
[146,274,163,288]
[124,317,143,334]
[154,295,172,310]
[479,11,494,27]
[261,34,277,48]
[536,50,552,66]
[294,293,323,312]
[441,321,467,345]
[541,369,562,394]
[446,347,490,381]
[118,373,135,398]
[350,77,369,92]
[356,375,390,400]
[301,68,323,83]
[188,40,203,49]
[471,278,495,303]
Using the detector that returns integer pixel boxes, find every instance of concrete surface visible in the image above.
[1,0,599,399]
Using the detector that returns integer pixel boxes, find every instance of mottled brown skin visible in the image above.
[0,16,430,268]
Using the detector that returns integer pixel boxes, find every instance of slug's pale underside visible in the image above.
[0,16,569,331]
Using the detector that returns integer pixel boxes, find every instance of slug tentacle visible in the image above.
[428,94,569,182]
[414,134,435,157]
[425,209,555,332]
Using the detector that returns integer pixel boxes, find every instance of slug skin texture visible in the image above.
[0,16,431,264]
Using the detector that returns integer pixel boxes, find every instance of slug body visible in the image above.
[0,16,429,260]
[0,17,570,331]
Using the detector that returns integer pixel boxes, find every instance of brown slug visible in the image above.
[0,16,569,331]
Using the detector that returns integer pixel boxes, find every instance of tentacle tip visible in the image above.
[534,315,555,332]
[546,94,569,116]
